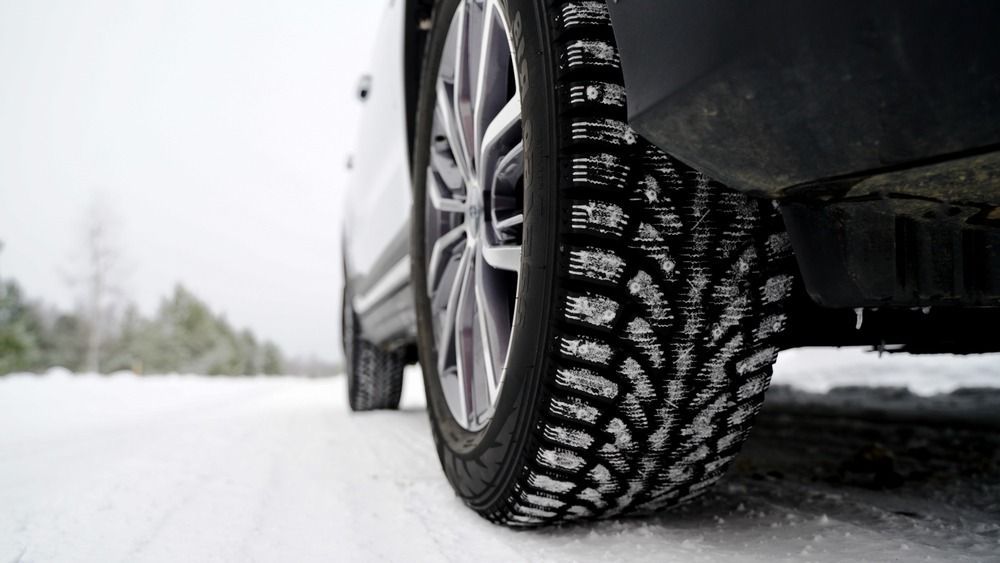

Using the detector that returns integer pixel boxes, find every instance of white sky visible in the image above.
[0,0,389,361]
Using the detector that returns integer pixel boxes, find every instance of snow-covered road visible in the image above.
[2,349,998,562]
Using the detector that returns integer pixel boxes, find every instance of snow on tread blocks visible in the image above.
[568,153,629,191]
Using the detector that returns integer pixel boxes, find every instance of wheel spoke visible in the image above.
[437,244,473,381]
[435,82,474,186]
[427,224,466,294]
[479,96,521,174]
[452,246,478,427]
[481,243,522,273]
[426,168,465,214]
[429,139,465,190]
[452,2,476,180]
[489,140,524,239]
[473,0,512,161]
[494,213,523,231]
[474,246,511,401]
[494,140,524,182]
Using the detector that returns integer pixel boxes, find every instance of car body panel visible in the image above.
[343,0,413,308]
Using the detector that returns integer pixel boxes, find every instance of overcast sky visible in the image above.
[0,0,388,361]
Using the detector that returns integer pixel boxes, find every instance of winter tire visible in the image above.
[343,288,405,411]
[411,0,796,526]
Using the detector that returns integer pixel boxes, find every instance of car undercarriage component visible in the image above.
[782,151,1000,308]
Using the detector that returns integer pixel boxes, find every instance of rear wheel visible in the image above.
[412,0,796,526]
[343,288,405,411]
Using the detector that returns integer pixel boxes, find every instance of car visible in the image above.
[341,0,1000,527]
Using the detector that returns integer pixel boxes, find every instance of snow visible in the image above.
[565,293,619,328]
[772,347,1000,395]
[1,348,998,562]
[556,366,618,399]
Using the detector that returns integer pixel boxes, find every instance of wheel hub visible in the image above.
[465,188,483,241]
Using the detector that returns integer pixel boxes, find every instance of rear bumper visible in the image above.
[607,0,1000,198]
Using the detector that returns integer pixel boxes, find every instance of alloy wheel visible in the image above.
[424,0,523,431]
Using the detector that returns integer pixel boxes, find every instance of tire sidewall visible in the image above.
[342,284,356,403]
[342,283,362,410]
[411,0,560,511]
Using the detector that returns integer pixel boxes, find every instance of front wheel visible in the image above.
[411,0,796,526]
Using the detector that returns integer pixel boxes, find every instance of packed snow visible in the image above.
[2,348,998,562]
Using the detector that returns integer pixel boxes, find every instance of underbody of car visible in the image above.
[341,0,1000,527]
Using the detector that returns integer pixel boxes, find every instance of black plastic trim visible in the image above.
[606,0,1000,197]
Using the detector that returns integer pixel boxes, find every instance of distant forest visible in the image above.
[0,201,340,376]
[0,279,291,375]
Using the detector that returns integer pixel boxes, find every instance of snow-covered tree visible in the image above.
[69,196,127,373]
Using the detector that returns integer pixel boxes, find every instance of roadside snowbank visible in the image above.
[772,347,999,395]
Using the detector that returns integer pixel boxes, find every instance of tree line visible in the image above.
[0,279,285,375]
[0,199,341,377]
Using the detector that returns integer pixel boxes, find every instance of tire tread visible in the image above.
[346,316,405,411]
[479,0,796,526]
